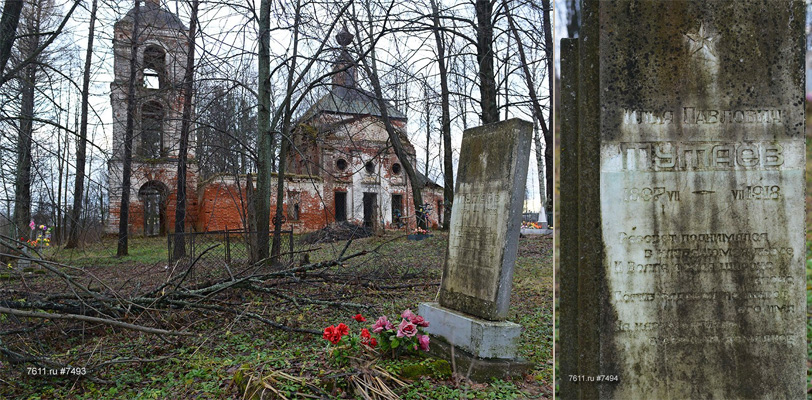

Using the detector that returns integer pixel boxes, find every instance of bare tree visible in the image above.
[65,0,97,249]
[474,0,497,124]
[429,0,453,230]
[253,0,273,262]
[172,0,199,260]
[0,0,23,78]
[351,0,428,229]
[116,0,140,257]
[13,0,58,236]
[502,0,552,214]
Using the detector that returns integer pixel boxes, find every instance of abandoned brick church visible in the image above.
[106,0,444,236]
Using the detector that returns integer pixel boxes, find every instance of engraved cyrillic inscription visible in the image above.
[619,141,784,171]
[621,107,785,125]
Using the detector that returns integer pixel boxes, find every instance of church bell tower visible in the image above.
[107,0,197,236]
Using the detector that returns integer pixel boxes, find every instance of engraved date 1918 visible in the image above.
[569,374,619,382]
[731,185,781,200]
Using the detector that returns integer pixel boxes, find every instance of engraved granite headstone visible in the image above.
[419,118,532,381]
[560,1,806,398]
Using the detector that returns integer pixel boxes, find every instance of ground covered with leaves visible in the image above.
[1,231,553,399]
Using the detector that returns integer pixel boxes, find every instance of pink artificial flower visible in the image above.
[417,334,430,351]
[29,220,35,230]
[401,309,416,321]
[397,319,417,338]
[371,316,394,333]
[410,315,429,327]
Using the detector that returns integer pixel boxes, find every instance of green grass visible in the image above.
[1,232,553,399]
[40,236,170,267]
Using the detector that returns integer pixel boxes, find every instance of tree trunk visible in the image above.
[245,172,258,262]
[172,0,198,260]
[117,0,140,257]
[533,122,546,218]
[541,0,554,209]
[424,85,430,178]
[272,0,301,263]
[0,0,23,81]
[65,0,97,249]
[474,0,497,124]
[254,0,272,263]
[566,0,580,39]
[430,0,453,231]
[271,138,288,263]
[14,62,35,237]
[13,3,41,238]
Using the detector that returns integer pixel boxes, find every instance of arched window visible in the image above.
[143,45,166,89]
[139,101,164,158]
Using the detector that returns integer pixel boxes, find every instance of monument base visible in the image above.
[427,334,532,382]
[418,302,531,382]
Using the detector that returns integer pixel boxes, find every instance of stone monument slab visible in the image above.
[420,118,533,382]
[438,118,532,321]
[560,1,806,398]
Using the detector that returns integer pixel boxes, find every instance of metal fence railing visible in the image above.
[167,230,294,273]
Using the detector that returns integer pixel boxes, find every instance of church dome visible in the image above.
[117,0,186,31]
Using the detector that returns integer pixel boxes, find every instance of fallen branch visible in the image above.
[0,306,195,336]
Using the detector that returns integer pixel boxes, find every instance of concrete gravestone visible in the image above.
[560,1,806,398]
[419,118,532,380]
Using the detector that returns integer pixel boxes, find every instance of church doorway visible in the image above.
[363,192,377,228]
[335,191,347,222]
[139,181,167,236]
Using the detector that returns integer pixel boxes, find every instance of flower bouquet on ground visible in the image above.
[322,310,430,365]
[20,220,52,249]
[521,221,544,229]
[319,311,432,398]
[407,227,431,241]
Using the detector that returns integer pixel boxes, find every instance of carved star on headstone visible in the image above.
[685,22,718,60]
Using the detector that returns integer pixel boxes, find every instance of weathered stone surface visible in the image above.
[558,37,581,400]
[559,1,806,398]
[424,333,532,383]
[439,118,533,321]
[418,302,522,359]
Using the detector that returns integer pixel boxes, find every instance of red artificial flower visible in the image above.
[353,314,366,322]
[323,325,341,344]
[337,323,349,336]
[323,323,351,345]
[360,328,376,348]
